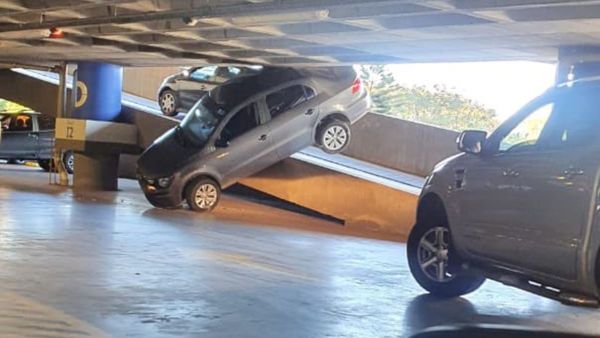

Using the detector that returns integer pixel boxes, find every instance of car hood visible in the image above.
[137,128,203,179]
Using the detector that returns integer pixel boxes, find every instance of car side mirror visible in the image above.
[457,130,487,155]
[215,138,230,148]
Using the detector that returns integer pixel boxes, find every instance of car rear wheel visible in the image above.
[407,220,485,297]
[37,151,74,174]
[63,151,74,174]
[159,89,178,116]
[318,119,351,154]
[185,178,221,212]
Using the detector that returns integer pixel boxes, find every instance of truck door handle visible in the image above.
[258,134,267,142]
[305,108,314,115]
[563,168,584,178]
[502,169,519,177]
[28,133,38,139]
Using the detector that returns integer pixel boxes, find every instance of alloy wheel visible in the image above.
[417,226,455,283]
[160,92,176,114]
[323,125,348,152]
[194,183,218,209]
[66,153,74,173]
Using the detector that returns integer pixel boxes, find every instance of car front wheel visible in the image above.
[407,221,485,297]
[318,119,351,154]
[159,89,179,116]
[185,178,221,212]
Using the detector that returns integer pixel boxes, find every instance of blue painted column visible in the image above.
[73,62,123,121]
[72,62,123,191]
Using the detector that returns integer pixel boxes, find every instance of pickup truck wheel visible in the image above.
[318,119,351,154]
[38,159,52,172]
[407,221,485,297]
[159,89,179,117]
[185,178,220,212]
[63,151,74,174]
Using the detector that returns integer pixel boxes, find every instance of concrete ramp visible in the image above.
[0,68,421,239]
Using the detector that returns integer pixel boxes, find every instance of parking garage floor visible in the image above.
[1,164,600,338]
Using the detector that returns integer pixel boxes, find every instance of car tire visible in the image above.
[62,151,74,174]
[407,220,485,298]
[317,119,351,154]
[185,178,221,212]
[159,89,179,117]
[37,151,74,174]
[38,159,52,172]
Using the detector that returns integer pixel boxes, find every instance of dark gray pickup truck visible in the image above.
[0,111,73,173]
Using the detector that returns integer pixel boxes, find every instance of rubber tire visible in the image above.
[38,159,52,172]
[159,89,179,117]
[62,151,74,174]
[185,178,221,213]
[317,119,351,154]
[37,151,73,174]
[407,220,485,298]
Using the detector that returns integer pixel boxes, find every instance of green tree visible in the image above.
[359,65,498,132]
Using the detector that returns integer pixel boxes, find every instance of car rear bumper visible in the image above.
[347,92,371,124]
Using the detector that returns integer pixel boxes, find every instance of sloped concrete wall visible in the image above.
[343,114,460,177]
[123,67,179,100]
[240,159,418,240]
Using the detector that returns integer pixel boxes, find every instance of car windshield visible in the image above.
[179,95,226,146]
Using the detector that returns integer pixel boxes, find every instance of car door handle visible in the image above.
[28,133,38,139]
[305,108,315,116]
[563,168,584,178]
[258,134,267,142]
[502,169,519,177]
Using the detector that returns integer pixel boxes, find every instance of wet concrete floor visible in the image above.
[0,164,599,337]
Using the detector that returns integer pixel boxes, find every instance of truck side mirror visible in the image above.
[457,130,487,155]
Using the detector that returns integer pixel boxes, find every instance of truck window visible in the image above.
[499,103,553,153]
[543,86,600,149]
[8,114,33,132]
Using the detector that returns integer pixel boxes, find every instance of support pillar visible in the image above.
[556,46,600,83]
[72,62,123,191]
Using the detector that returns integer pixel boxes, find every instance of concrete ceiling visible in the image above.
[1,0,600,67]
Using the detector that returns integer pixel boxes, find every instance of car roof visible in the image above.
[209,67,303,110]
[209,66,356,111]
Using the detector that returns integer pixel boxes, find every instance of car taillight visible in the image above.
[351,77,362,95]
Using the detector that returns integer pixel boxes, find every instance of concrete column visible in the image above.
[556,46,600,83]
[73,153,120,191]
[72,62,123,191]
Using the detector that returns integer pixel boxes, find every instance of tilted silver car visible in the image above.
[408,76,600,306]
[138,66,370,212]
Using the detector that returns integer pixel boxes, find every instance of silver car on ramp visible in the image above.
[138,67,370,212]
[408,76,600,306]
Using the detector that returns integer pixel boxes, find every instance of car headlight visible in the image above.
[146,178,156,185]
[157,177,172,188]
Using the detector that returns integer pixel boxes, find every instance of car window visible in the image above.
[228,67,241,76]
[6,114,33,132]
[190,66,217,81]
[498,103,553,153]
[37,114,55,130]
[0,114,10,131]
[220,103,259,141]
[543,86,600,149]
[266,85,314,119]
